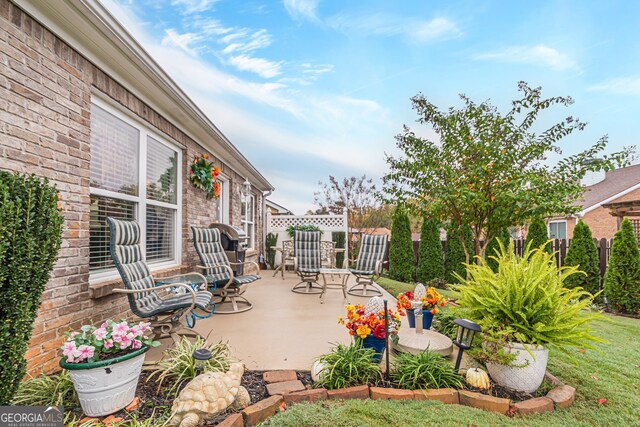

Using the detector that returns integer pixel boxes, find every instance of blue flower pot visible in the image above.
[361,335,386,362]
[405,310,434,330]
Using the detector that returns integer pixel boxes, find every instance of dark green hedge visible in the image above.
[0,172,63,404]
[417,218,444,284]
[604,219,640,314]
[389,208,414,282]
[525,217,551,253]
[444,225,473,284]
[485,227,512,272]
[332,231,346,268]
[266,232,278,269]
[564,220,600,295]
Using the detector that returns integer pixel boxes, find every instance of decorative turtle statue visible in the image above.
[170,362,251,427]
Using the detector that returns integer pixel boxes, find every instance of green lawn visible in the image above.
[262,313,640,427]
[375,276,459,300]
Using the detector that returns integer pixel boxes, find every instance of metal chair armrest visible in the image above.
[200,263,235,289]
[228,260,261,275]
[113,282,197,311]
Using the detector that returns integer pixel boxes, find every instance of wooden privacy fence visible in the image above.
[405,238,614,278]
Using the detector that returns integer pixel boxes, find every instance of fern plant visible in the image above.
[313,342,382,390]
[451,241,603,352]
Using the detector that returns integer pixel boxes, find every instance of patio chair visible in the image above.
[273,240,294,279]
[107,218,213,343]
[292,230,323,294]
[347,234,388,297]
[192,226,261,314]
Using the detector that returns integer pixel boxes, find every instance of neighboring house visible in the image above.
[266,199,293,215]
[351,227,391,241]
[546,164,640,239]
[0,0,273,374]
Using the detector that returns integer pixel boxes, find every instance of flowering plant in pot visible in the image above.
[189,153,221,199]
[59,320,160,416]
[338,297,402,361]
[397,285,446,330]
[452,241,603,393]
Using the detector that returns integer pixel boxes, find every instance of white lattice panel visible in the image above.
[268,214,347,232]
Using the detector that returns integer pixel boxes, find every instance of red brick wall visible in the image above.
[582,187,640,239]
[0,0,261,374]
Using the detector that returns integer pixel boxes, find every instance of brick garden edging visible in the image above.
[218,370,577,426]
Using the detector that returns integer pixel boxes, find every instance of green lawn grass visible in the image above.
[262,314,640,427]
[375,276,459,300]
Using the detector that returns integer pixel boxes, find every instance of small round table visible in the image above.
[318,268,350,303]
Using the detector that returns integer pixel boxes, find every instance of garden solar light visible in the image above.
[193,348,212,376]
[453,318,482,371]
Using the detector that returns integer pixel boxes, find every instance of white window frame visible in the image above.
[547,220,567,240]
[89,97,182,283]
[215,174,230,224]
[242,194,255,250]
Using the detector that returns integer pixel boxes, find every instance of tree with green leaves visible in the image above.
[389,207,414,282]
[417,218,444,284]
[525,217,551,253]
[485,227,512,272]
[564,220,600,294]
[604,219,640,314]
[445,225,473,283]
[383,82,632,265]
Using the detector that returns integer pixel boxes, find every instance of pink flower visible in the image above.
[77,345,95,361]
[103,339,114,349]
[119,334,133,349]
[131,339,142,350]
[66,356,76,363]
[93,327,108,341]
[112,332,123,343]
[101,322,109,329]
[113,321,130,335]
[62,341,77,357]
[70,331,80,338]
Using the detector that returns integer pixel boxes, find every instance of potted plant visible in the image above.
[397,285,446,330]
[60,320,159,416]
[453,241,603,393]
[285,224,322,239]
[338,297,402,362]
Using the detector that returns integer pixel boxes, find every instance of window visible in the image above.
[241,194,255,249]
[214,176,229,224]
[89,100,181,279]
[548,221,567,240]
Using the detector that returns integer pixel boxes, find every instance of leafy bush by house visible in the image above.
[286,224,322,239]
[604,219,640,314]
[332,231,346,268]
[313,342,381,390]
[525,217,551,253]
[452,241,603,353]
[389,207,414,282]
[417,218,444,284]
[391,351,463,390]
[444,225,473,283]
[564,220,600,295]
[266,232,278,268]
[484,227,512,272]
[0,172,63,405]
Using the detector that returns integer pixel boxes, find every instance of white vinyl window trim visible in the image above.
[89,97,182,283]
[216,174,230,224]
[242,194,255,250]
[547,220,567,240]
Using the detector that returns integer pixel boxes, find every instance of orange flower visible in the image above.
[202,153,209,159]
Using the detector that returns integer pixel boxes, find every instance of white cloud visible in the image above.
[283,0,320,22]
[475,44,576,71]
[221,29,272,54]
[171,0,218,14]
[228,55,284,78]
[588,77,640,95]
[161,29,201,55]
[327,14,461,43]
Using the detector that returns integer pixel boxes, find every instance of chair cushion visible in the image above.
[350,269,375,276]
[234,275,260,285]
[299,267,321,274]
[144,290,213,317]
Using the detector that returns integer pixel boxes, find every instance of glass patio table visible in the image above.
[318,268,350,303]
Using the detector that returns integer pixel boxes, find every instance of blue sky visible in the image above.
[102,0,640,214]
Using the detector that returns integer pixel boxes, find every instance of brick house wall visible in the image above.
[581,187,640,239]
[0,0,263,374]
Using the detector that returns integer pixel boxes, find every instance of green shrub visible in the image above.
[485,227,512,272]
[0,172,64,404]
[148,337,232,395]
[604,219,640,314]
[286,224,322,239]
[525,217,551,253]
[564,220,600,294]
[266,232,278,268]
[314,342,381,390]
[452,241,603,353]
[444,225,473,283]
[332,231,346,268]
[432,306,464,340]
[389,207,414,282]
[417,218,444,284]
[13,370,76,407]
[391,351,463,390]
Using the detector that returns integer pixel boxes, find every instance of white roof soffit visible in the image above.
[19,0,273,191]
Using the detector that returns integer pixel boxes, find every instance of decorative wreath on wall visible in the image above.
[189,153,221,199]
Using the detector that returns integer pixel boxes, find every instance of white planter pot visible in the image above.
[486,342,549,394]
[62,348,147,417]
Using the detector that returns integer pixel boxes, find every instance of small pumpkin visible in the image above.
[466,367,491,390]
[311,360,326,382]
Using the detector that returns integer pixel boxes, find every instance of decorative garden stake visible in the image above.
[414,283,426,300]
[384,299,390,381]
[413,301,424,334]
[453,318,482,371]
[193,348,212,376]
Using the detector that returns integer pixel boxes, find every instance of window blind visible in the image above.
[89,195,136,272]
[147,136,177,204]
[146,205,175,262]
